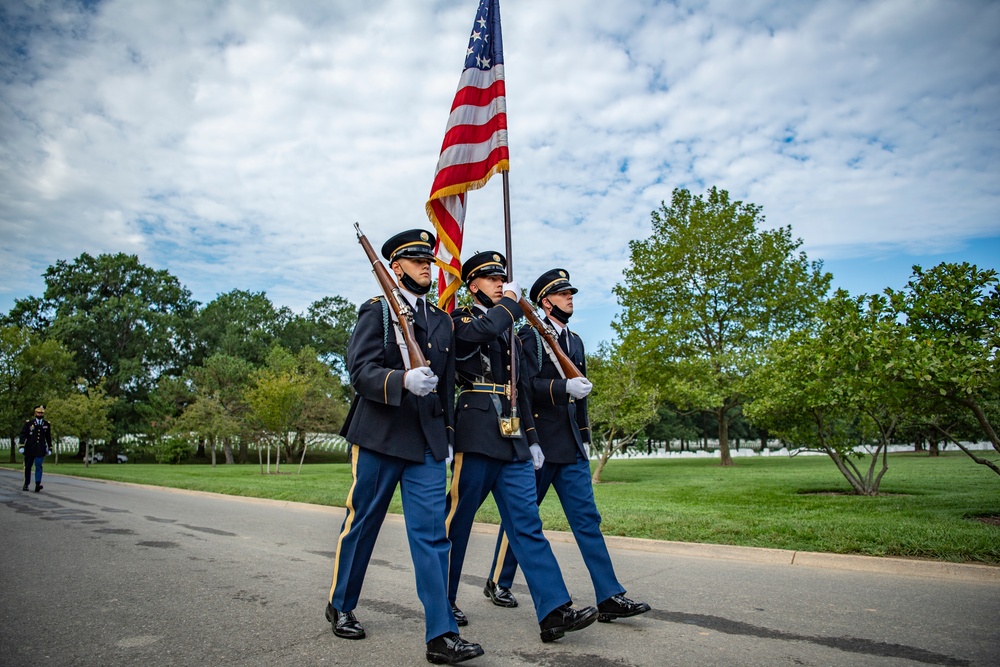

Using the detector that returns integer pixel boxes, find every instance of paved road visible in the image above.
[1,469,997,667]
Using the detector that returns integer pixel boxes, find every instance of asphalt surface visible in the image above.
[1,468,998,667]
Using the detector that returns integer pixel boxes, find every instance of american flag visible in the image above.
[426,0,508,312]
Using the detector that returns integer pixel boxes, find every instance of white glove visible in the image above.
[529,444,545,470]
[18,447,24,454]
[404,366,438,397]
[566,377,593,399]
[445,445,454,466]
[502,281,521,299]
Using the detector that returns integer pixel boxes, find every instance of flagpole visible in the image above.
[502,170,519,432]
[503,172,513,278]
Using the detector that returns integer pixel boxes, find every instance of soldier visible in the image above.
[19,405,52,492]
[483,269,651,623]
[445,251,598,643]
[327,229,483,665]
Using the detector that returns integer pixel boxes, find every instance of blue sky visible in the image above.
[1,0,998,350]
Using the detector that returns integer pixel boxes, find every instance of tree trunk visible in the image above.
[210,435,217,468]
[959,396,1000,455]
[275,436,283,474]
[928,433,939,457]
[76,437,86,458]
[297,441,309,474]
[223,437,234,465]
[238,438,248,464]
[717,408,733,466]
[913,437,925,452]
[592,444,612,484]
[196,436,206,459]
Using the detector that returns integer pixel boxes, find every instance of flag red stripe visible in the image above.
[431,198,463,245]
[440,114,507,153]
[451,79,506,111]
[430,146,509,198]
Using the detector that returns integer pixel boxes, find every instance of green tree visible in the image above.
[280,296,357,375]
[614,187,830,465]
[46,383,114,467]
[888,262,1000,474]
[192,290,287,367]
[244,346,348,473]
[587,341,660,483]
[137,375,194,461]
[745,291,912,495]
[5,253,197,445]
[0,326,74,461]
[187,354,255,464]
[643,403,701,451]
[172,395,242,468]
[245,357,307,474]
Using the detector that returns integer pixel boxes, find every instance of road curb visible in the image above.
[13,470,1000,584]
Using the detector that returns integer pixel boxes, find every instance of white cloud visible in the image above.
[1,0,998,349]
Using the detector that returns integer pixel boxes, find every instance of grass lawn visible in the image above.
[4,451,998,564]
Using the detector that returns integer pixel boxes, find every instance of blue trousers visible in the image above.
[488,453,625,605]
[328,445,456,642]
[24,456,44,486]
[446,452,570,622]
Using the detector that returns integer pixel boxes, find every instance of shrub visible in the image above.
[156,436,193,464]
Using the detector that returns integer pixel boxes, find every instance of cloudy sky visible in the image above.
[2,0,998,348]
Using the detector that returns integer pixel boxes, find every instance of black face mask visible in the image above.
[400,271,431,296]
[473,289,495,308]
[549,303,573,323]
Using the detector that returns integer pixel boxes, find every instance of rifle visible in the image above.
[354,222,429,370]
[516,298,584,379]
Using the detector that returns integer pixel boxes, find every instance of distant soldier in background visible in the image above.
[19,405,52,492]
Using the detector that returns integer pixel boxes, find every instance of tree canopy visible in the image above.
[614,186,830,465]
[888,262,1000,473]
[5,253,198,440]
[0,325,75,460]
[2,252,356,462]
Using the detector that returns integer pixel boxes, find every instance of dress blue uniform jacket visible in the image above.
[19,419,52,458]
[342,296,455,462]
[451,296,538,459]
[518,319,591,464]
[330,294,458,643]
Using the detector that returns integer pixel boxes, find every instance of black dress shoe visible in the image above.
[597,594,651,622]
[34,483,42,492]
[325,603,366,639]
[483,580,518,608]
[23,483,29,491]
[538,603,598,643]
[451,602,468,627]
[426,632,484,664]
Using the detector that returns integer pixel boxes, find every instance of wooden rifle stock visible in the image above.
[517,297,584,379]
[354,222,429,369]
